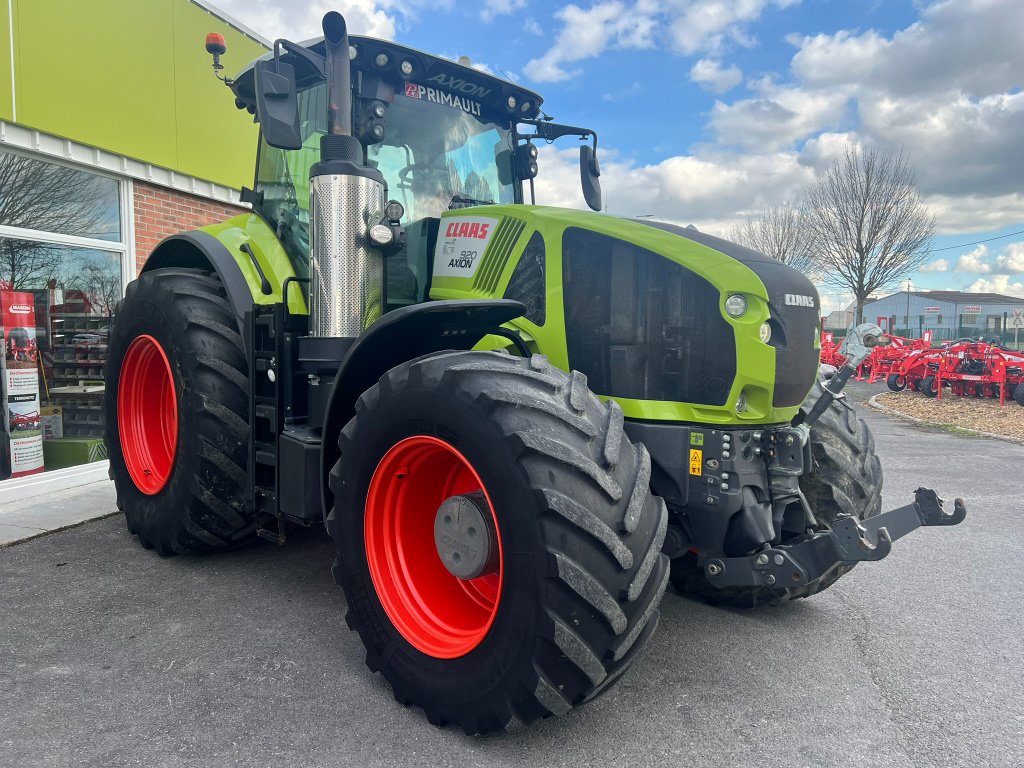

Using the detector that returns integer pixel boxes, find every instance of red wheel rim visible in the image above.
[365,436,503,659]
[117,335,178,495]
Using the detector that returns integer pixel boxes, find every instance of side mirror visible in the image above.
[580,145,602,212]
[495,148,514,187]
[254,59,302,150]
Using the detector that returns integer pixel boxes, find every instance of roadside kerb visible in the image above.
[867,393,1024,446]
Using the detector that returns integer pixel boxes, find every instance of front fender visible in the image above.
[142,214,307,321]
[319,299,525,524]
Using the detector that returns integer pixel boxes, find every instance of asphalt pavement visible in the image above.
[2,388,1022,768]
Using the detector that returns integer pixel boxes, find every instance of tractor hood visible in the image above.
[429,205,821,423]
[634,219,821,409]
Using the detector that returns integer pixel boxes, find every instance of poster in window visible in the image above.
[2,290,44,477]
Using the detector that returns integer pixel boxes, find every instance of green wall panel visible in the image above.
[0,0,13,122]
[172,0,266,187]
[11,0,266,189]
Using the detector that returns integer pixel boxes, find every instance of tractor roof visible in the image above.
[230,34,544,122]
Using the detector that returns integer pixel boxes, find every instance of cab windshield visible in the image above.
[254,81,518,286]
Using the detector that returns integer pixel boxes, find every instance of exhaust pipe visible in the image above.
[322,11,353,140]
[308,11,385,338]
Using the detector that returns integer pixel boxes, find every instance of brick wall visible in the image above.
[133,181,247,273]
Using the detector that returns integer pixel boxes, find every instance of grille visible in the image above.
[473,217,526,294]
[562,228,735,405]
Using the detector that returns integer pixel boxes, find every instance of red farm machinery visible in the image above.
[892,339,1024,406]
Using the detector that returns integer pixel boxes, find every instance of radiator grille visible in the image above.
[562,228,735,406]
[473,217,526,294]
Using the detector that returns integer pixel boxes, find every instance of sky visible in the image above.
[208,0,1024,313]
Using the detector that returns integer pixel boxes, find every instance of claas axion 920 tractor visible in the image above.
[103,12,967,733]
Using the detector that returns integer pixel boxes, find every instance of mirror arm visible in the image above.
[272,38,327,80]
[517,119,597,147]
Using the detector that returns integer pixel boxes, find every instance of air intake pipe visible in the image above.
[308,11,385,338]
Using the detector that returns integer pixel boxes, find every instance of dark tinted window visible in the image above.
[561,228,735,405]
[503,231,545,325]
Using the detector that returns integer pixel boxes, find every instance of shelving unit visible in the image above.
[47,313,108,438]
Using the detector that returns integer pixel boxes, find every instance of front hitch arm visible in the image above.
[796,322,888,428]
[700,488,968,589]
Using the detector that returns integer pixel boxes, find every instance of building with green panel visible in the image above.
[0,0,267,478]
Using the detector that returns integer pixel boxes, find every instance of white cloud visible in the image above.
[211,0,397,42]
[952,241,1024,275]
[669,0,799,56]
[523,2,655,83]
[689,59,743,94]
[524,16,543,35]
[919,258,949,273]
[710,78,849,149]
[965,275,1024,296]
[956,245,992,273]
[921,193,1024,235]
[789,1,1024,97]
[480,0,526,22]
[995,242,1024,273]
[524,0,796,83]
[532,144,815,234]
[698,0,1024,230]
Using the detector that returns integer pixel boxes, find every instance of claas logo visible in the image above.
[445,221,491,239]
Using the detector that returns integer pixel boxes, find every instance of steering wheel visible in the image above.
[398,163,448,186]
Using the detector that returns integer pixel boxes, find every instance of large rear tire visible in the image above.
[103,268,254,555]
[670,381,882,607]
[329,351,668,733]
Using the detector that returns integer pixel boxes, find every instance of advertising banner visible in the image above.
[2,291,44,477]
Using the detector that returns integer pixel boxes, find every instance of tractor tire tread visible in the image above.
[104,269,254,555]
[332,350,668,734]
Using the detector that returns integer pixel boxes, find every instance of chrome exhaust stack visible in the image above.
[308,11,385,338]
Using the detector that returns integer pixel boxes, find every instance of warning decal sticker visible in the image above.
[689,449,703,476]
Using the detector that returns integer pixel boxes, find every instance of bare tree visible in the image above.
[728,204,815,275]
[802,145,935,323]
[67,259,121,316]
[0,152,117,289]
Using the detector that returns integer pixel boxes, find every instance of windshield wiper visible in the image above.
[448,194,495,209]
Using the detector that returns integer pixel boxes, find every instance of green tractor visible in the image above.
[103,12,966,734]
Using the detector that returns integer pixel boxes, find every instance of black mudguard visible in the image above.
[141,232,255,325]
[319,298,526,522]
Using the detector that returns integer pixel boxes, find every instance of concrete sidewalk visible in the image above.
[0,462,116,546]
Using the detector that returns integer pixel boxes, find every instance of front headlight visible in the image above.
[725,294,747,317]
[759,321,772,343]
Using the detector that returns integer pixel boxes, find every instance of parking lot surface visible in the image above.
[2,398,1022,768]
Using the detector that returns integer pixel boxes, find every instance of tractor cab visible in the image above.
[226,32,598,309]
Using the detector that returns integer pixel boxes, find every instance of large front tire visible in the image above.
[103,268,254,555]
[671,381,882,607]
[329,351,668,733]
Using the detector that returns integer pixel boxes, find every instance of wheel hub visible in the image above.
[434,492,498,580]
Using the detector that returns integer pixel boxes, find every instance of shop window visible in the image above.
[0,151,121,242]
[0,150,126,479]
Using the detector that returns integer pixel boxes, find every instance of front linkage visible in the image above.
[695,323,966,594]
[702,488,966,590]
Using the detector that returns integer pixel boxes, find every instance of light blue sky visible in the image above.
[214,0,1024,311]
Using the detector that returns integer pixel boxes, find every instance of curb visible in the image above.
[867,393,1024,446]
